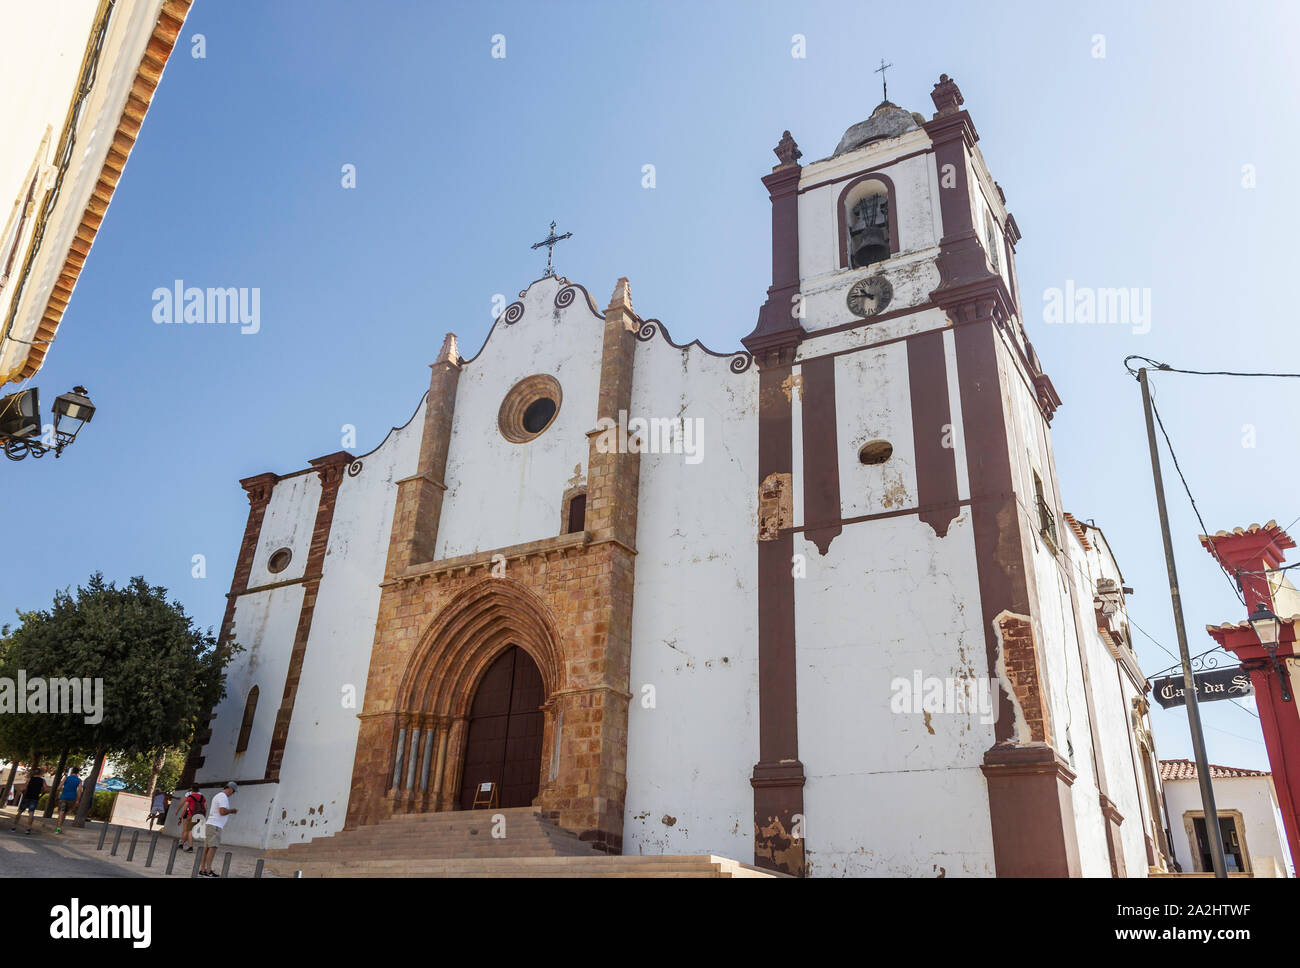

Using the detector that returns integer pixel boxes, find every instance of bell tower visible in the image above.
[743,75,1093,878]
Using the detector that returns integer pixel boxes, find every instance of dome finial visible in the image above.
[874,58,893,102]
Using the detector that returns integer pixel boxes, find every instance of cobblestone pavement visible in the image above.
[0,807,278,879]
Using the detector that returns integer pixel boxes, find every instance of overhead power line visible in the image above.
[1124,356,1300,380]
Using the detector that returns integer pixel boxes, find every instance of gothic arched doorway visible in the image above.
[458,645,545,810]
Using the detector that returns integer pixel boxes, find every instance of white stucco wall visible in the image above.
[195,388,425,849]
[266,399,423,848]
[622,336,758,861]
[796,512,994,876]
[248,471,320,586]
[1065,528,1161,877]
[200,586,304,788]
[436,276,604,559]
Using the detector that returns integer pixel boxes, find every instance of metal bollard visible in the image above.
[294,870,302,878]
[165,839,180,875]
[126,829,140,862]
[221,852,232,878]
[97,823,108,851]
[110,826,123,856]
[190,844,203,878]
[145,832,159,868]
[254,858,264,879]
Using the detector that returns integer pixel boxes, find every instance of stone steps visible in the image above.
[268,807,601,863]
[267,854,777,879]
[262,808,778,877]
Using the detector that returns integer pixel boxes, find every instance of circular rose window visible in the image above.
[499,374,562,443]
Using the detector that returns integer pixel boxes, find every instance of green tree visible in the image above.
[117,747,187,798]
[0,618,69,802]
[0,574,234,826]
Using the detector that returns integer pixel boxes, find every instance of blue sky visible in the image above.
[7,0,1299,771]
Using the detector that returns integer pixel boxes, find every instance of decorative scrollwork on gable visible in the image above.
[634,317,753,374]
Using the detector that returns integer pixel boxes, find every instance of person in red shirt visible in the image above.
[179,784,206,853]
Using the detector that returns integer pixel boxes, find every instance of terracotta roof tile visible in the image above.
[1159,758,1270,781]
[10,0,192,383]
[1063,512,1091,550]
[1197,520,1282,541]
[1205,614,1300,634]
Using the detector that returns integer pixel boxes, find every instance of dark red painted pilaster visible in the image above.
[742,131,806,357]
[743,131,808,876]
[906,330,960,537]
[752,353,805,877]
[923,76,989,299]
[926,73,1081,876]
[800,354,841,554]
[265,450,354,781]
[180,471,279,787]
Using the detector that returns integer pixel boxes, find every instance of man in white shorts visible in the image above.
[199,781,238,877]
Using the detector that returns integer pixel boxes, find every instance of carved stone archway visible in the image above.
[385,579,566,816]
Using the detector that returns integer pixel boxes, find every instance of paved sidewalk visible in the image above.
[0,807,279,878]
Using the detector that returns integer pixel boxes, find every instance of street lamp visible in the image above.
[1249,601,1292,703]
[52,385,95,442]
[0,385,96,461]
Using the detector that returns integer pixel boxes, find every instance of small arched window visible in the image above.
[236,686,259,754]
[564,490,587,534]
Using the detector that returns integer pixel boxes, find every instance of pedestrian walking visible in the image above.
[199,781,237,877]
[179,783,205,853]
[10,768,45,834]
[55,767,82,833]
[147,788,168,829]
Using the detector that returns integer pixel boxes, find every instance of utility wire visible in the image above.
[1203,722,1265,745]
[1124,357,1299,602]
[1129,615,1182,668]
[1235,560,1300,576]
[1124,356,1300,380]
[1146,391,1248,608]
[1131,616,1258,720]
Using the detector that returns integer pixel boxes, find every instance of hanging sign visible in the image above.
[1152,667,1254,709]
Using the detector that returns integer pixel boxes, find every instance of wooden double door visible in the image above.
[458,646,545,810]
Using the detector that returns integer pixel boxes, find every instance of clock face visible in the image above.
[846,275,893,318]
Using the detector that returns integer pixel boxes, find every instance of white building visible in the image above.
[0,0,190,386]
[186,75,1174,876]
[1161,759,1295,877]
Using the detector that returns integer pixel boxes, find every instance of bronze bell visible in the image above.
[849,195,890,267]
[852,224,889,249]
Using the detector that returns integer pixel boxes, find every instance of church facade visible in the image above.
[184,74,1171,877]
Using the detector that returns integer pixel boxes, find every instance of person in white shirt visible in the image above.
[199,781,238,877]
